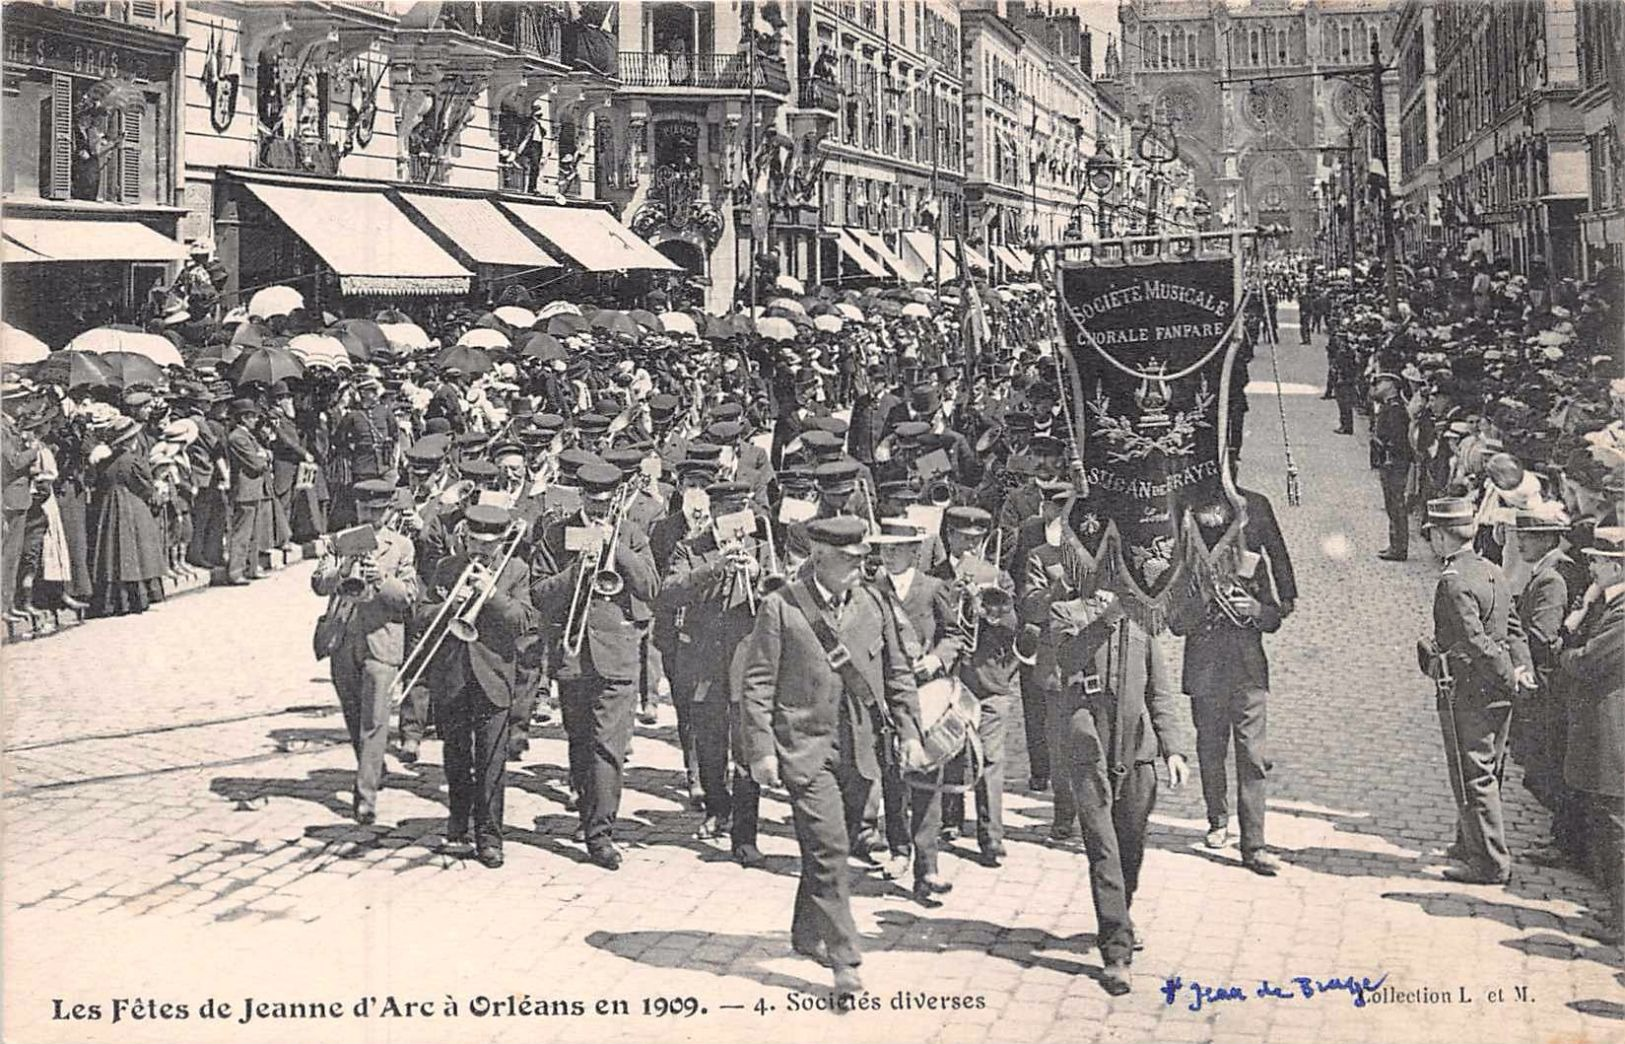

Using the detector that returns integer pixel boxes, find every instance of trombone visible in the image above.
[561,481,634,657]
[392,518,527,696]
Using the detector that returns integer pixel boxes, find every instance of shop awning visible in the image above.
[962,242,994,274]
[1011,247,1035,273]
[851,229,921,283]
[398,192,562,270]
[3,217,185,263]
[837,229,888,279]
[498,202,681,273]
[902,230,957,283]
[242,180,472,295]
[995,245,1032,274]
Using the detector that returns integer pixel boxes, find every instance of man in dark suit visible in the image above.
[662,481,766,865]
[224,399,271,585]
[530,462,660,870]
[311,480,418,824]
[263,381,310,550]
[1418,496,1519,885]
[1371,373,1414,562]
[418,503,535,868]
[1169,495,1289,876]
[739,516,922,1001]
[1050,580,1190,994]
[1016,480,1084,818]
[1559,526,1624,943]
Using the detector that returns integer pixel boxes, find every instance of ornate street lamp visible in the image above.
[1085,138,1120,238]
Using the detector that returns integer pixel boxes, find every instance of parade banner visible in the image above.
[1053,248,1248,627]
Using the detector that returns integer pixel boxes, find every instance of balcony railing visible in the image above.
[798,78,841,112]
[619,51,789,94]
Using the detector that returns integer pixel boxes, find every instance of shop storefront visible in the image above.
[1,1,186,345]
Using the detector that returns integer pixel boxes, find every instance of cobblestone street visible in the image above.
[3,303,1621,1044]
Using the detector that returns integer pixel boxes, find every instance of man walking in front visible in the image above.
[739,516,922,1001]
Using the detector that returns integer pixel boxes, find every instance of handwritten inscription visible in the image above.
[1159,973,1391,1012]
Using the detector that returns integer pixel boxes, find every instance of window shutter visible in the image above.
[49,73,74,199]
[128,0,164,28]
[119,106,143,203]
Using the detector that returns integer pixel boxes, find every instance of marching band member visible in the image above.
[933,507,1018,865]
[310,479,418,824]
[739,516,923,1001]
[663,480,769,866]
[530,462,661,871]
[415,503,536,868]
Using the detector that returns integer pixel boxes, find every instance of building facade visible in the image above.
[1394,0,1440,261]
[1575,0,1624,275]
[1434,0,1588,277]
[2,0,189,344]
[1116,0,1400,256]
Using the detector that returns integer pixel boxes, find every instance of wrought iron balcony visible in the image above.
[618,51,789,94]
[797,78,841,112]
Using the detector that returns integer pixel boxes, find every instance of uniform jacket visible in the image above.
[662,526,760,701]
[1241,487,1298,605]
[310,528,418,664]
[416,554,536,707]
[1430,547,1517,698]
[1168,556,1283,697]
[1511,548,1579,684]
[226,423,271,503]
[335,403,397,477]
[1062,617,1190,806]
[931,554,1019,697]
[530,512,660,683]
[739,578,921,786]
[1559,587,1624,796]
[1371,397,1413,468]
[873,568,961,672]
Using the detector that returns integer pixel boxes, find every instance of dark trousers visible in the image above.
[1439,690,1514,878]
[331,638,396,815]
[226,498,267,581]
[1335,389,1356,431]
[1076,757,1157,965]
[1191,687,1270,854]
[671,675,704,795]
[694,693,733,820]
[399,681,433,745]
[943,690,1011,847]
[788,753,866,969]
[1018,665,1053,783]
[1578,792,1624,932]
[880,762,942,877]
[440,681,509,850]
[509,664,541,756]
[2,506,28,613]
[559,674,637,849]
[1047,684,1086,837]
[1379,465,1410,556]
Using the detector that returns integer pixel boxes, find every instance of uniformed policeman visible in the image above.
[1419,496,1519,884]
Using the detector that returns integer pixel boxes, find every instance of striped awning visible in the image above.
[902,230,957,282]
[242,179,472,296]
[397,192,562,270]
[851,229,922,283]
[3,218,185,263]
[498,202,681,273]
[837,229,888,279]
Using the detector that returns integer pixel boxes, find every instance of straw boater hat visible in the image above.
[1421,496,1475,534]
[1581,526,1625,560]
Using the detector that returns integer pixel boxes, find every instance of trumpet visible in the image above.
[562,481,634,657]
[392,517,527,696]
[926,478,955,507]
[335,553,377,598]
[954,551,1013,649]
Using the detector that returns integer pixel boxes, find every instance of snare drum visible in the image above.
[904,676,985,792]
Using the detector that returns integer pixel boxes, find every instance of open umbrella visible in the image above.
[766,297,806,316]
[378,321,431,353]
[434,343,493,375]
[230,321,276,348]
[66,326,185,366]
[834,302,865,322]
[80,77,146,114]
[1,322,50,365]
[774,274,806,295]
[657,312,698,336]
[287,333,352,370]
[628,309,661,332]
[704,312,755,341]
[327,319,389,360]
[33,350,113,390]
[590,311,644,339]
[537,300,582,320]
[755,316,798,342]
[457,327,511,350]
[98,350,167,388]
[192,340,243,368]
[493,305,537,329]
[908,287,937,304]
[546,313,590,336]
[228,346,304,387]
[901,302,933,318]
[517,331,565,362]
[812,314,844,334]
[248,285,305,319]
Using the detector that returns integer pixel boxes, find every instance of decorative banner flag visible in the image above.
[1053,248,1249,628]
